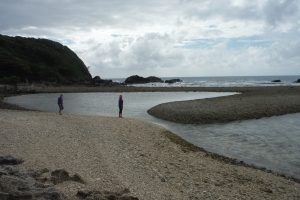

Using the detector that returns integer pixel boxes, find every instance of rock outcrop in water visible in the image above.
[124,75,163,84]
[271,79,281,83]
[92,76,121,86]
[164,78,182,84]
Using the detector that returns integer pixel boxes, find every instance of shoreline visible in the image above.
[1,86,300,182]
[0,103,299,184]
[162,130,300,183]
[3,85,300,124]
[1,83,300,93]
[0,113,299,185]
[1,109,299,199]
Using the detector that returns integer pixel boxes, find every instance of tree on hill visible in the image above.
[0,34,92,84]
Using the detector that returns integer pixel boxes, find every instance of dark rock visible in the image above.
[271,79,281,83]
[0,168,7,176]
[164,79,182,84]
[102,79,113,85]
[50,169,70,184]
[260,188,273,193]
[0,156,138,200]
[71,173,85,184]
[92,76,102,83]
[295,79,300,83]
[92,76,116,86]
[8,191,33,199]
[0,175,29,193]
[34,188,66,200]
[124,75,149,84]
[27,168,49,179]
[0,192,9,200]
[50,169,85,184]
[77,190,139,200]
[0,155,23,165]
[2,166,20,176]
[124,75,163,84]
[146,76,163,83]
[0,164,67,200]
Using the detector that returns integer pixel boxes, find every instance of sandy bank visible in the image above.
[0,109,299,199]
[148,86,300,124]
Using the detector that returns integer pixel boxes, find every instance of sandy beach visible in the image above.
[1,85,300,199]
[1,109,300,199]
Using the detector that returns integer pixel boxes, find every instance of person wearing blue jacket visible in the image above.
[118,95,123,118]
[57,94,64,115]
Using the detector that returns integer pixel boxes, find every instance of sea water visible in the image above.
[5,91,300,179]
[113,75,300,87]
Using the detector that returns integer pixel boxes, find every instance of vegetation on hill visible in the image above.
[0,34,92,84]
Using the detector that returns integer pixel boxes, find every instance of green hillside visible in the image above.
[0,34,92,84]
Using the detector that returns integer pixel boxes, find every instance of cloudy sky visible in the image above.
[1,0,300,78]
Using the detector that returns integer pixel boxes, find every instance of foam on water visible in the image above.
[113,75,300,87]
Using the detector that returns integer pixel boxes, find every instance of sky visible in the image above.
[1,0,300,78]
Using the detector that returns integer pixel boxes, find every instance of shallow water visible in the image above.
[5,92,232,117]
[156,115,300,179]
[5,92,300,179]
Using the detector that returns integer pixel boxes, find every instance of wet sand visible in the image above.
[0,109,300,199]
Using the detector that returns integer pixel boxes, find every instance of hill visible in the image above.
[0,34,92,84]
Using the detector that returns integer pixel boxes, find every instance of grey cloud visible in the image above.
[184,0,299,27]
[263,0,299,26]
[2,0,298,35]
[1,0,122,29]
[184,1,261,21]
[1,0,300,77]
[0,0,178,31]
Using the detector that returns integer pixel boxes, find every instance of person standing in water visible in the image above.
[57,94,64,115]
[118,95,123,118]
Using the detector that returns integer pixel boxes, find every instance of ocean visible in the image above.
[113,75,300,87]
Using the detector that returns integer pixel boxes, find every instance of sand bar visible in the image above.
[148,86,300,124]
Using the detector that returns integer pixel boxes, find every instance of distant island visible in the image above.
[0,34,92,84]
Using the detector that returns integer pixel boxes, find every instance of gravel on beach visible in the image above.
[0,109,299,200]
[148,86,300,124]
